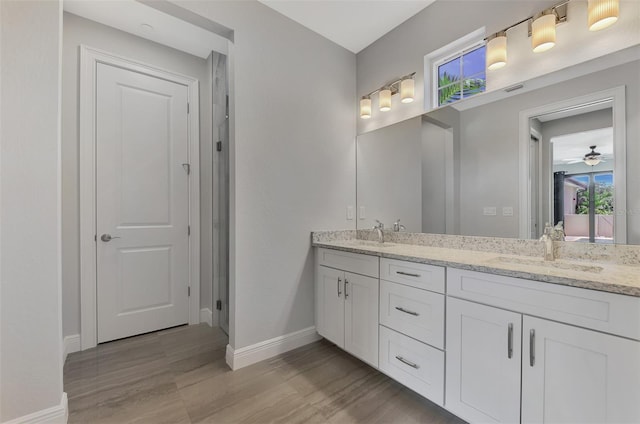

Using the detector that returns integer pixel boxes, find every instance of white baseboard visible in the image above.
[2,392,68,424]
[63,335,81,364]
[225,326,321,370]
[200,308,213,327]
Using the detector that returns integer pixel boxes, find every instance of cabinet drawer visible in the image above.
[380,280,444,349]
[448,268,640,340]
[316,248,379,278]
[379,325,444,406]
[380,258,444,293]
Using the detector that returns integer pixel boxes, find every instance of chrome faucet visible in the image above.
[372,220,384,243]
[552,221,565,242]
[393,219,406,232]
[540,222,555,261]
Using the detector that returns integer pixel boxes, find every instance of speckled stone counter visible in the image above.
[311,230,640,297]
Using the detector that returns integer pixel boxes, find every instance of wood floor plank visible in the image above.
[64,324,465,424]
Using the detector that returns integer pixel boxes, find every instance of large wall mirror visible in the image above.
[356,48,639,245]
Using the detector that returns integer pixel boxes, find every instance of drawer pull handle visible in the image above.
[396,271,421,278]
[395,356,420,369]
[507,323,513,359]
[530,329,536,367]
[395,306,419,316]
[337,278,342,297]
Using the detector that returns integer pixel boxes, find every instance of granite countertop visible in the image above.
[312,237,640,297]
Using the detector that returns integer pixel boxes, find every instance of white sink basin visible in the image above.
[489,256,603,273]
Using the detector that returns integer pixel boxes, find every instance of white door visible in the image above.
[522,316,640,424]
[445,298,522,424]
[344,272,379,367]
[96,63,190,343]
[315,266,345,348]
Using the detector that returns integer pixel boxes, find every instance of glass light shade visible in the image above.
[584,156,602,166]
[486,34,507,70]
[379,88,392,111]
[400,78,415,103]
[588,0,619,31]
[360,97,372,119]
[532,12,556,53]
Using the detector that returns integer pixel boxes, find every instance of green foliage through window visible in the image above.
[575,183,614,215]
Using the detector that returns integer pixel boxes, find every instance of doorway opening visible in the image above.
[66,2,231,350]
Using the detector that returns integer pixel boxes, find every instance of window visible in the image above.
[434,43,486,107]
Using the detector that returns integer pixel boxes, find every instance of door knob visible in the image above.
[100,234,121,242]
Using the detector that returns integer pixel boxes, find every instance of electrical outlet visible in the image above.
[347,206,354,220]
[483,206,497,216]
[503,206,514,216]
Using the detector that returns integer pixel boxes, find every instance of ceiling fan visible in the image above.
[562,145,605,166]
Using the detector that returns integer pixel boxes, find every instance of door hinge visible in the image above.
[188,225,191,236]
[216,141,222,152]
[94,234,97,242]
[216,300,222,311]
[225,95,229,119]
[187,102,190,114]
[188,286,191,297]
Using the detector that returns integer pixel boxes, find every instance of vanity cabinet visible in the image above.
[446,268,640,424]
[315,249,379,367]
[522,316,640,424]
[445,298,522,423]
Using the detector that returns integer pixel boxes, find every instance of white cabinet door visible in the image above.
[344,272,379,367]
[316,266,345,348]
[522,316,640,424]
[446,298,522,424]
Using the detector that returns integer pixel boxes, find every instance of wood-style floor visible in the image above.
[64,324,465,423]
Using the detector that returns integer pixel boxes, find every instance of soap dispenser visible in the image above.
[540,222,554,261]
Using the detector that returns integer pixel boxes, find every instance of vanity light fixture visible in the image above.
[359,72,416,119]
[588,0,619,31]
[379,87,392,112]
[360,96,372,119]
[486,31,508,70]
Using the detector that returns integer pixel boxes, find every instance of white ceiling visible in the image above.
[258,0,435,53]
[64,0,229,58]
[551,127,613,165]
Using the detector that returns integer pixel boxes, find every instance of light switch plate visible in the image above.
[347,206,354,220]
[502,206,514,216]
[359,206,366,219]
[483,206,497,216]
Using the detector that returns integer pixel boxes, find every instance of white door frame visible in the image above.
[79,45,200,350]
[518,86,627,243]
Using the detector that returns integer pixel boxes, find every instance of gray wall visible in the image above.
[457,61,639,242]
[61,12,214,337]
[1,1,64,420]
[175,1,357,349]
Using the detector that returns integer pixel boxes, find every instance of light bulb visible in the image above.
[532,11,557,53]
[360,97,371,119]
[486,32,507,70]
[400,78,414,103]
[588,0,619,31]
[379,88,392,112]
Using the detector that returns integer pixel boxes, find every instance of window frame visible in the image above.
[432,40,486,108]
[423,28,486,111]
